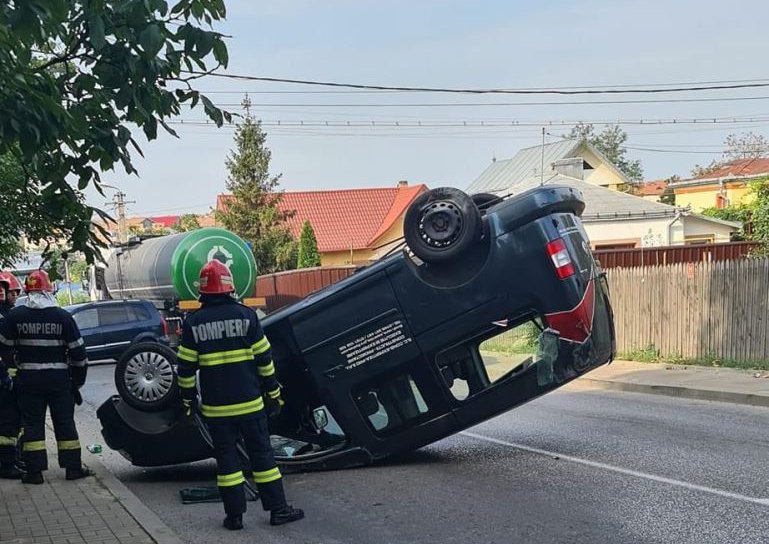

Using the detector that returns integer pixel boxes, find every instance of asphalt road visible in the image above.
[76,364,769,544]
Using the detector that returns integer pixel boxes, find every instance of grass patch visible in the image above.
[619,344,769,371]
[480,322,540,356]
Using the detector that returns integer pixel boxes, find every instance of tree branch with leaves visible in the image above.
[0,0,232,263]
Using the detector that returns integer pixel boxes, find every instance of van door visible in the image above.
[71,308,103,360]
[96,304,131,360]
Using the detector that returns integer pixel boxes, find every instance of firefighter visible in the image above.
[0,270,91,484]
[0,273,22,478]
[0,272,22,309]
[177,260,304,530]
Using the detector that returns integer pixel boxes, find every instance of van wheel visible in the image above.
[115,343,179,412]
[404,187,481,263]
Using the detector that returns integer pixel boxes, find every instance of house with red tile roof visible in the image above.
[148,215,180,229]
[217,181,428,265]
[638,180,668,201]
[670,158,769,212]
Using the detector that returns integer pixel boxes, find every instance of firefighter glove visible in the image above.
[265,387,284,418]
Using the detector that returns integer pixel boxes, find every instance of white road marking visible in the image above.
[462,431,769,507]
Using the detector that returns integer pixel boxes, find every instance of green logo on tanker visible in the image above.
[169,228,257,300]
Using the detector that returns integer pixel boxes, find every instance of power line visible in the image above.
[197,78,769,94]
[200,95,769,108]
[622,146,721,155]
[189,71,769,95]
[166,116,769,128]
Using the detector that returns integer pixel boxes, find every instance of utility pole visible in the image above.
[64,257,73,305]
[103,185,134,245]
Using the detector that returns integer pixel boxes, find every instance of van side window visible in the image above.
[73,308,98,330]
[98,305,128,326]
[126,304,151,322]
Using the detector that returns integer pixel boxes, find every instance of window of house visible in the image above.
[684,236,714,246]
[594,242,637,250]
[716,194,728,209]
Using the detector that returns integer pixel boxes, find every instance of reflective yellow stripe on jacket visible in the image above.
[177,345,198,363]
[177,375,196,389]
[200,397,264,418]
[258,362,275,377]
[198,348,253,367]
[251,337,270,355]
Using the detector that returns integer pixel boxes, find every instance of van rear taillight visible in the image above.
[546,238,575,279]
[160,317,169,336]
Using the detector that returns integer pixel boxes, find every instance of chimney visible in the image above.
[397,180,408,187]
[551,157,584,180]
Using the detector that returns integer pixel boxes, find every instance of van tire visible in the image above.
[115,343,180,412]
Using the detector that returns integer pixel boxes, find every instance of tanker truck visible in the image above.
[104,227,262,320]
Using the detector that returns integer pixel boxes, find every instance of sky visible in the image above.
[88,0,769,217]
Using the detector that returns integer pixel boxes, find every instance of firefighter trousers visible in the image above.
[17,382,81,472]
[207,412,287,516]
[0,387,20,465]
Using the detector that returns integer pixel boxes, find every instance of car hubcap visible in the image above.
[418,201,463,248]
[124,351,174,403]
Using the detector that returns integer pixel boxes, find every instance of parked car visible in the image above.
[98,186,616,470]
[65,299,170,362]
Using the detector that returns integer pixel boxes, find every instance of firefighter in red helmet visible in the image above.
[0,272,22,312]
[0,271,23,478]
[176,260,304,530]
[0,270,90,484]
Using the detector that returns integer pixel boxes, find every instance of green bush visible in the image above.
[56,291,90,307]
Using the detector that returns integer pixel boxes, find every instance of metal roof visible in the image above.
[466,139,634,195]
[467,140,579,194]
[510,175,678,221]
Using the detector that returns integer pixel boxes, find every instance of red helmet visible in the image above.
[25,270,54,293]
[0,272,22,293]
[198,260,235,295]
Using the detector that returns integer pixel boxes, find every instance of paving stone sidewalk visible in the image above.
[0,456,155,544]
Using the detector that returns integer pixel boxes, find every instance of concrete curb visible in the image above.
[578,378,769,408]
[88,457,185,544]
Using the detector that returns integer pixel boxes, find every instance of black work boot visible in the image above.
[65,466,93,480]
[21,471,44,485]
[270,505,304,526]
[223,515,243,531]
[0,462,23,480]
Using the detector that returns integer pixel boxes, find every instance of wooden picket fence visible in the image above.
[606,258,769,362]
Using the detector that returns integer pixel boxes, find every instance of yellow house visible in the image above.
[217,182,428,266]
[467,139,631,195]
[670,158,769,212]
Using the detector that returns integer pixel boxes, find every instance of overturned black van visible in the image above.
[97,185,616,470]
